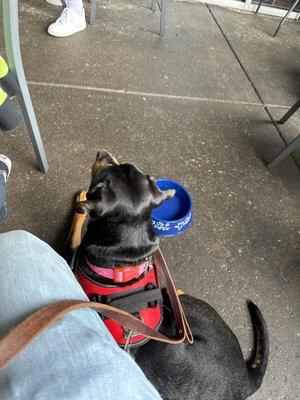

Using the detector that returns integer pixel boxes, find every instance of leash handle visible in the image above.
[0,250,193,370]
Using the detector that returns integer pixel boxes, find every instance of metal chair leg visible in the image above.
[159,0,167,36]
[278,100,300,124]
[90,0,96,25]
[273,0,300,36]
[2,0,49,173]
[150,0,156,12]
[255,0,264,14]
[267,134,300,168]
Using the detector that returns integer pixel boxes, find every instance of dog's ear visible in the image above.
[152,188,176,206]
[77,180,113,218]
[76,200,102,218]
[97,150,119,166]
[147,176,176,207]
[92,150,119,177]
[92,150,119,176]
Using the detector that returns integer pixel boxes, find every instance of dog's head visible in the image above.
[76,150,175,221]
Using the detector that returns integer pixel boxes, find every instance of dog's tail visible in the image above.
[246,300,269,395]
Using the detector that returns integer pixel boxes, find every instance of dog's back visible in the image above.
[135,294,269,400]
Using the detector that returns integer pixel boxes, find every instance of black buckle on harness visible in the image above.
[91,284,163,315]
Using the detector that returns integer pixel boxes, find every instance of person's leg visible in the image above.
[47,0,86,37]
[45,0,63,5]
[0,231,162,400]
[67,0,84,15]
[45,0,84,10]
[0,155,11,221]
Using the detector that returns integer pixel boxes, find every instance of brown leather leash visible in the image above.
[0,249,193,370]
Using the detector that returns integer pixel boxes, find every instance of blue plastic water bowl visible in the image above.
[152,179,193,237]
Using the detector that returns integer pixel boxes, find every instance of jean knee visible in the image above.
[0,230,36,244]
[0,230,45,255]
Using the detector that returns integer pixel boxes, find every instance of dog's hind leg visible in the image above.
[66,191,87,255]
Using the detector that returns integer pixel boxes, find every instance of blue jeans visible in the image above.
[0,231,162,400]
[0,172,7,221]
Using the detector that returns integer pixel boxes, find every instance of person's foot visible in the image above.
[0,155,11,182]
[0,87,23,132]
[47,7,86,37]
[45,0,63,6]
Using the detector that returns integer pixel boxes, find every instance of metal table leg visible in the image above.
[255,0,264,14]
[90,0,96,25]
[152,0,167,36]
[2,0,49,173]
[89,0,166,36]
[278,100,300,124]
[256,0,300,36]
[159,0,167,36]
[273,0,300,36]
[267,134,300,168]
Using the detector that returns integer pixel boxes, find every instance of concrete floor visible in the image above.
[1,0,300,398]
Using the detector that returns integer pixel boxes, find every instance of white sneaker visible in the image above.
[45,0,63,5]
[47,7,86,37]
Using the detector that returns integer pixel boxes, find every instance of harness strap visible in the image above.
[0,249,193,370]
[104,287,162,314]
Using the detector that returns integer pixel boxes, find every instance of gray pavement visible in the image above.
[0,1,300,399]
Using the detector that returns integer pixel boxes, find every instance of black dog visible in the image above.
[66,150,269,400]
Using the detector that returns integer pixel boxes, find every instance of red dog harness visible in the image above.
[75,255,163,348]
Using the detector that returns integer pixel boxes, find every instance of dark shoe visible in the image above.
[0,56,19,97]
[0,87,23,131]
